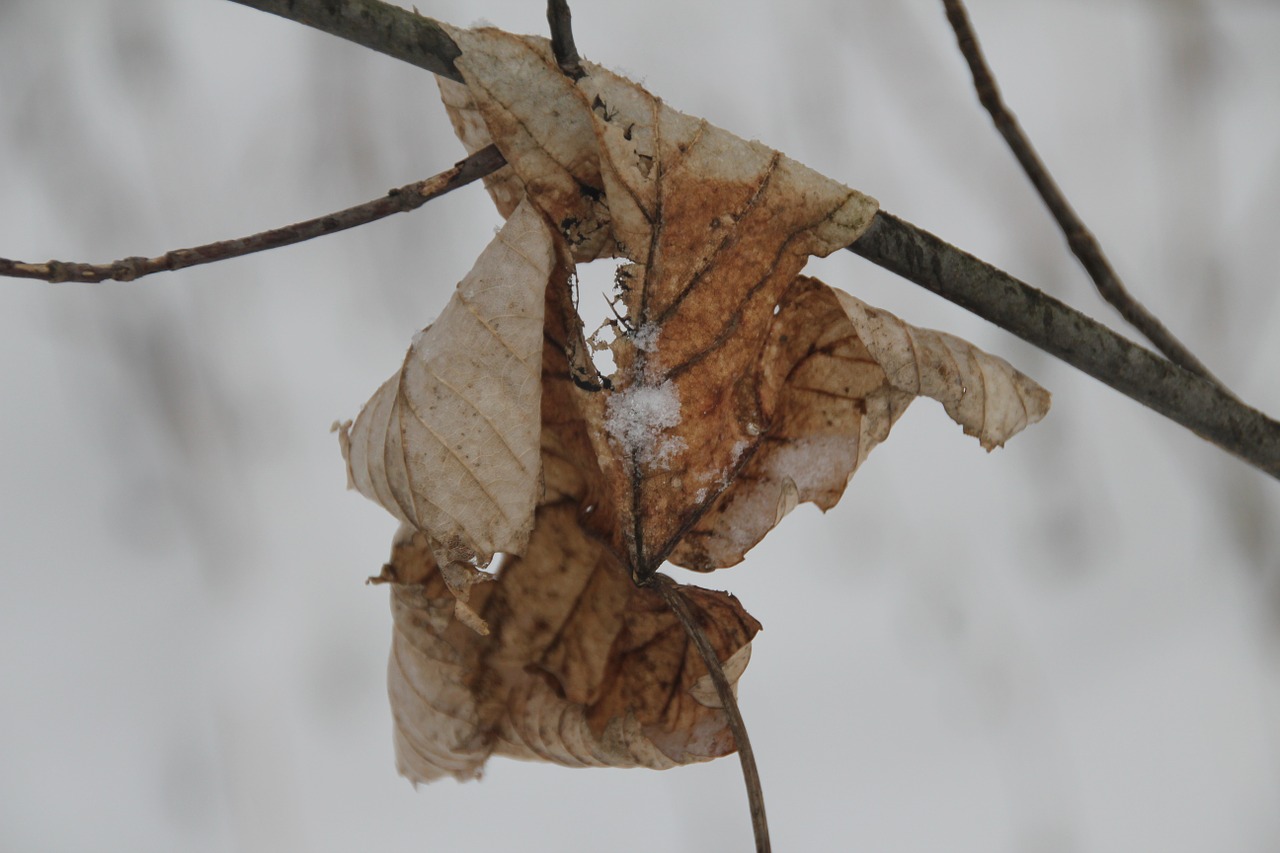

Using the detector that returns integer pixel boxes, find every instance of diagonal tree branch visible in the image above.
[227,0,464,82]
[940,0,1226,391]
[0,145,504,283]
[847,214,1280,478]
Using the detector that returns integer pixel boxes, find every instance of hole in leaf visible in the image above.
[575,257,632,379]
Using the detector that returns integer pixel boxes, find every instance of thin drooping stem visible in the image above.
[652,574,770,853]
[547,0,586,80]
[847,212,1280,479]
[0,145,504,284]
[940,0,1227,391]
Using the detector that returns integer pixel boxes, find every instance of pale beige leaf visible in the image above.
[340,198,563,572]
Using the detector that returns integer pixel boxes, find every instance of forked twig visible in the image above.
[0,145,505,284]
[652,574,771,853]
[939,0,1228,392]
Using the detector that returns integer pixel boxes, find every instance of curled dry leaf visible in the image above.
[339,198,569,631]
[342,22,1049,781]
[380,509,760,782]
[832,289,1051,452]
[670,277,1052,570]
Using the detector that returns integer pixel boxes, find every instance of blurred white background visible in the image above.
[2,1,1279,851]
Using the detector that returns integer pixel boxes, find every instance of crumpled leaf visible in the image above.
[340,22,1051,783]
[381,508,760,783]
[339,198,570,630]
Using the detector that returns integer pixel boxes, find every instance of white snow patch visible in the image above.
[632,322,660,353]
[604,380,685,466]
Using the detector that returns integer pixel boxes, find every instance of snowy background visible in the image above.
[2,1,1279,851]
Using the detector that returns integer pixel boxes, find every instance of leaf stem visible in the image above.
[652,574,771,853]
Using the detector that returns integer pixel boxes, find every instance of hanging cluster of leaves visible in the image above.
[336,24,1050,784]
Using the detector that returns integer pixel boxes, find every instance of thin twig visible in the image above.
[547,0,587,80]
[0,145,506,284]
[847,212,1280,479]
[940,0,1228,392]
[652,574,770,853]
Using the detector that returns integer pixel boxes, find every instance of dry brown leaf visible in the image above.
[341,23,1051,784]
[340,198,572,630]
[439,25,882,578]
[381,507,760,783]
[671,276,1051,570]
[365,246,759,782]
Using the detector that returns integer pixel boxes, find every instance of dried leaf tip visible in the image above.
[331,420,355,490]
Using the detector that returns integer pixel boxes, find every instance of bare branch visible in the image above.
[939,0,1228,391]
[652,574,770,853]
[847,212,1280,480]
[0,145,505,284]
[547,0,587,80]
[226,0,464,82]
